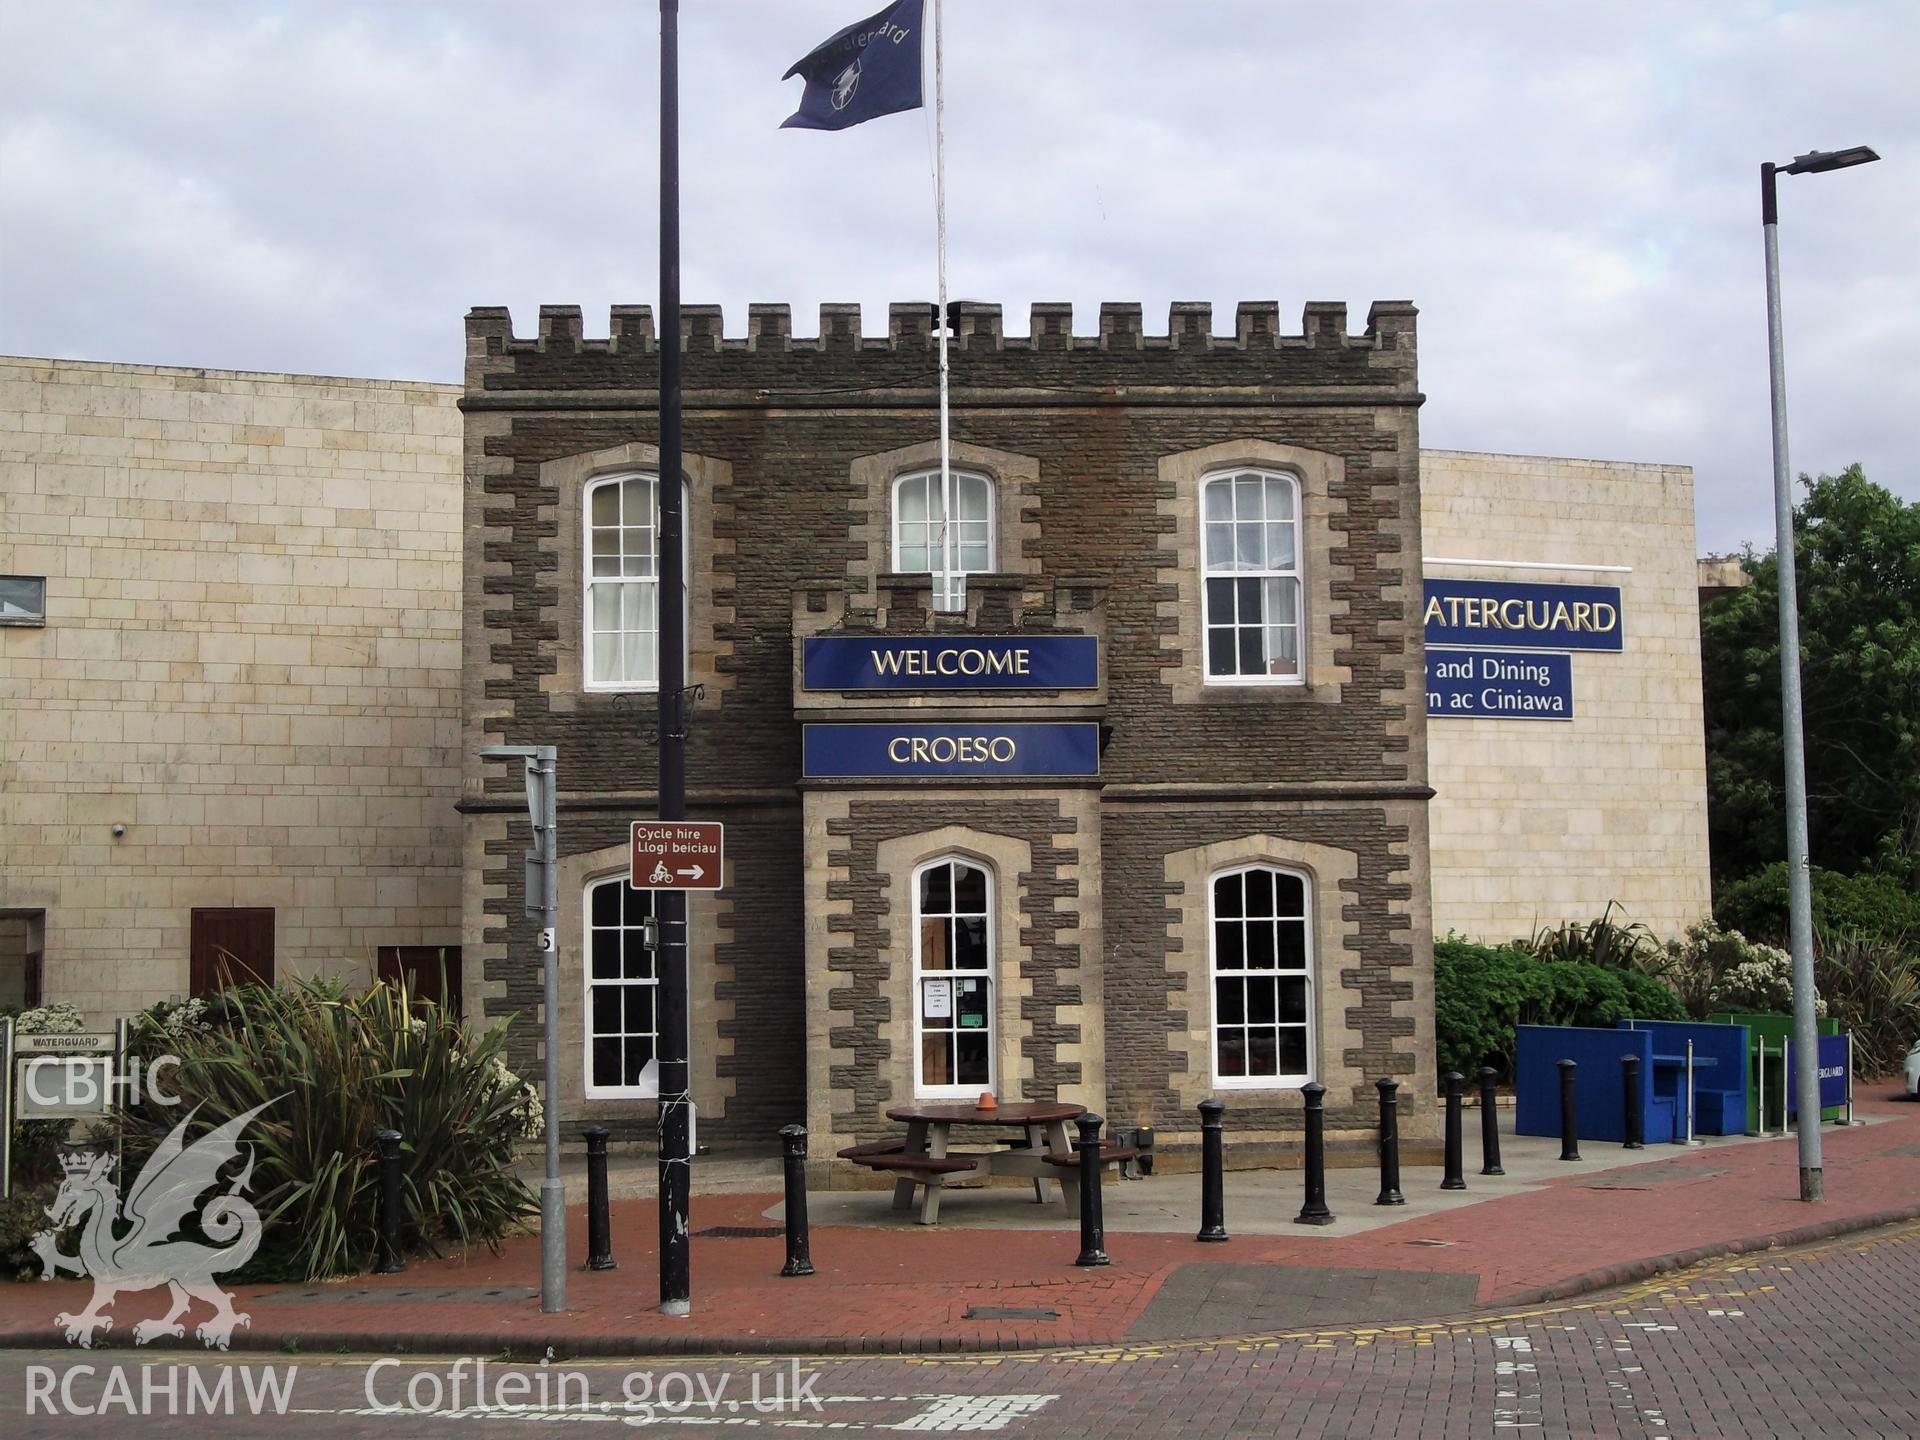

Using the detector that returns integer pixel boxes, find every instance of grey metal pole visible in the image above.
[536,750,565,1311]
[1763,159,1823,1202]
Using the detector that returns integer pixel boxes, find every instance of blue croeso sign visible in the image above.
[802,723,1100,778]
[803,635,1098,691]
[1423,579,1623,652]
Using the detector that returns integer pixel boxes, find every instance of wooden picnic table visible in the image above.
[880,1100,1086,1225]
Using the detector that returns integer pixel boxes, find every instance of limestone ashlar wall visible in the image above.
[1420,449,1711,945]
[0,356,464,1020]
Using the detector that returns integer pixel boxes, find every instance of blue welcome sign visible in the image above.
[1424,579,1624,652]
[803,635,1098,691]
[803,723,1100,778]
[1426,648,1574,720]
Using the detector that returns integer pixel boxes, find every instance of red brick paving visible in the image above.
[5,1090,1918,1355]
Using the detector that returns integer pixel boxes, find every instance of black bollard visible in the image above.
[1557,1058,1582,1161]
[1441,1071,1467,1190]
[374,1128,406,1274]
[1295,1081,1335,1225]
[1375,1077,1405,1206]
[1074,1112,1110,1266]
[583,1125,615,1270]
[1478,1066,1506,1176]
[1620,1054,1644,1150]
[778,1124,814,1277]
[1195,1099,1228,1242]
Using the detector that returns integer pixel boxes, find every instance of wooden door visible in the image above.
[189,908,275,996]
[376,944,463,1017]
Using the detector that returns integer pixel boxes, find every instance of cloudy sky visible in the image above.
[1,0,1912,551]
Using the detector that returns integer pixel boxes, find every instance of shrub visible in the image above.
[1813,929,1920,1077]
[1435,937,1686,1079]
[1715,864,1920,948]
[0,1187,58,1282]
[117,975,537,1281]
[1530,902,1665,971]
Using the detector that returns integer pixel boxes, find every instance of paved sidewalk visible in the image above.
[5,1090,1919,1357]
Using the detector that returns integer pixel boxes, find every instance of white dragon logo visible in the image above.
[30,1099,277,1350]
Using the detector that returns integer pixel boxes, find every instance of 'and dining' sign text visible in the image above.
[803,635,1098,691]
[1426,648,1573,720]
[1423,579,1623,652]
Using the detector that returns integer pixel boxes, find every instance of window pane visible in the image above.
[1247,921,1276,969]
[1266,522,1295,571]
[1215,920,1244,968]
[921,1034,951,1086]
[1268,576,1298,626]
[1275,873,1306,915]
[1278,977,1308,1024]
[899,543,930,572]
[592,584,620,632]
[622,1036,652,1087]
[925,480,945,522]
[591,485,619,526]
[590,633,616,682]
[959,543,989,572]
[1249,1029,1279,1077]
[591,929,620,979]
[623,532,655,578]
[952,864,986,913]
[954,1033,990,1085]
[623,631,656,686]
[1265,477,1294,521]
[957,476,991,521]
[1266,627,1297,676]
[623,883,653,923]
[1235,522,1262,569]
[1234,475,1263,519]
[1278,1028,1309,1076]
[1217,1029,1246,1078]
[958,520,990,547]
[1207,628,1236,677]
[955,977,989,1028]
[1249,978,1278,1024]
[1213,872,1243,919]
[921,979,952,1026]
[591,987,621,1038]
[623,926,654,978]
[592,881,620,926]
[1204,522,1233,571]
[592,1037,621,1088]
[920,917,950,970]
[1276,920,1307,970]
[953,917,988,969]
[1206,577,1237,624]
[899,477,928,523]
[1237,577,1264,622]
[623,984,655,1037]
[1237,627,1264,676]
[1215,976,1245,1025]
[1244,868,1274,917]
[921,863,952,914]
[1205,481,1233,521]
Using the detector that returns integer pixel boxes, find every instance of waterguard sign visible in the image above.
[1423,579,1623,652]
[803,722,1099,778]
[1426,648,1573,721]
[1786,1033,1851,1115]
[803,635,1098,691]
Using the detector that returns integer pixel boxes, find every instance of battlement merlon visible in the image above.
[462,300,1419,398]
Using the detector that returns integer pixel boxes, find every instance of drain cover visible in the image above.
[963,1305,1060,1321]
[693,1225,784,1238]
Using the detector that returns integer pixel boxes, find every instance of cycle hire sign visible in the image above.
[630,821,725,891]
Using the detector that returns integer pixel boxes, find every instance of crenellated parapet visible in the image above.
[462,301,1418,396]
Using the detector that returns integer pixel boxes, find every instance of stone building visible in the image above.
[0,356,464,1019]
[459,299,1438,1165]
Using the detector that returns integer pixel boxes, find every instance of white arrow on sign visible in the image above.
[676,865,704,880]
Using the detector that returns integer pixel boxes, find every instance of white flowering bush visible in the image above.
[12,1002,86,1036]
[486,1056,544,1141]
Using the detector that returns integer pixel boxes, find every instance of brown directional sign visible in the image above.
[630,821,725,891]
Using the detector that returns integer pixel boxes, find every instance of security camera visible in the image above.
[111,824,126,837]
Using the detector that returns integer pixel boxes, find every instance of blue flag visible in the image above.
[781,0,925,131]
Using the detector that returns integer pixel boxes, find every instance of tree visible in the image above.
[1701,466,1920,889]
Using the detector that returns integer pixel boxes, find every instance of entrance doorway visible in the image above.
[189,907,275,996]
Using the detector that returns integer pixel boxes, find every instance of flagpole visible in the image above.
[932,0,953,607]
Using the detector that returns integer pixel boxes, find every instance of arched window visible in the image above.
[892,469,994,613]
[584,874,659,1097]
[1209,865,1313,1086]
[1201,469,1303,682]
[912,856,994,1095]
[584,473,687,689]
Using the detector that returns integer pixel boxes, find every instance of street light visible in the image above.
[1759,141,1879,1203]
